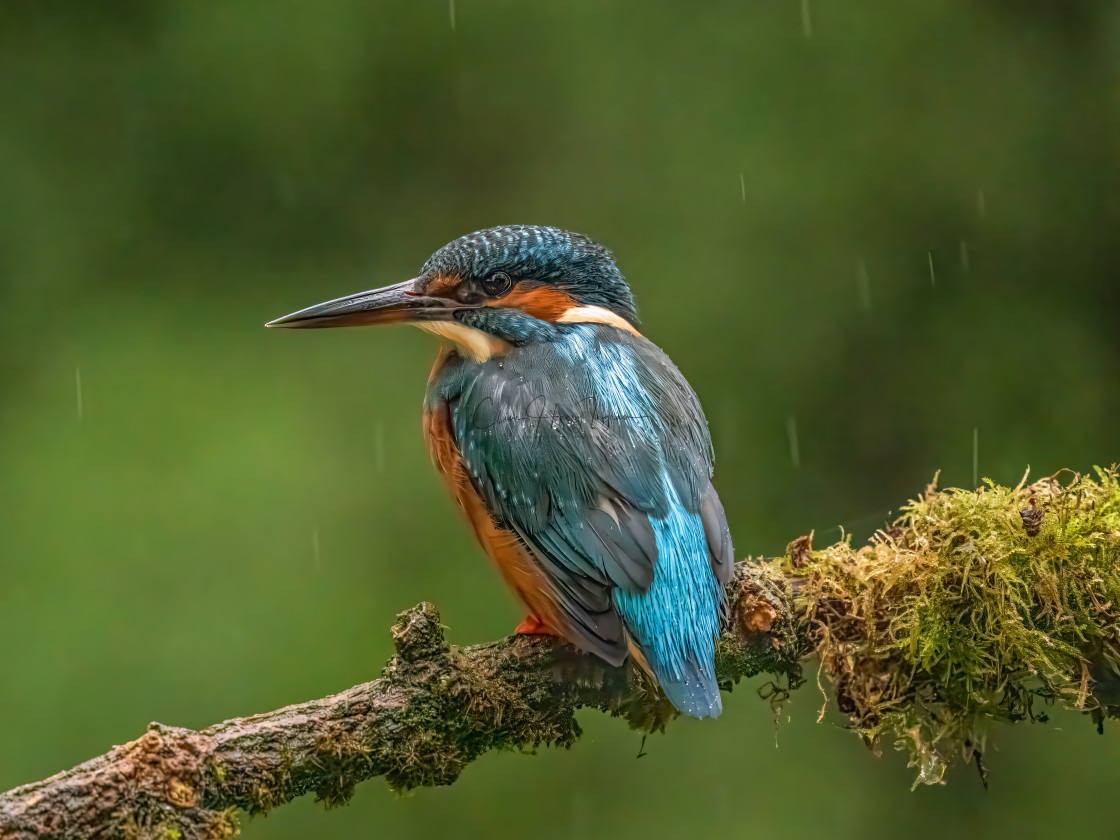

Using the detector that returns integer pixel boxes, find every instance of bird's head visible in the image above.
[266,226,638,347]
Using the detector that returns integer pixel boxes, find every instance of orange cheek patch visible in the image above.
[423,272,460,298]
[499,286,578,321]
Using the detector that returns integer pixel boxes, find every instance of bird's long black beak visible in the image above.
[266,279,463,329]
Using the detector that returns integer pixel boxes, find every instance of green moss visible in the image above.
[787,467,1120,785]
[207,756,226,787]
[107,807,240,840]
[244,746,294,816]
[376,642,585,792]
[311,727,374,808]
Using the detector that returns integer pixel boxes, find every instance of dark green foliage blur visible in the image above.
[2,1,1117,837]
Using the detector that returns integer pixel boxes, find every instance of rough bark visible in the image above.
[3,470,1119,839]
[0,565,798,840]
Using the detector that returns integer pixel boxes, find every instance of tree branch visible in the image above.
[3,468,1119,838]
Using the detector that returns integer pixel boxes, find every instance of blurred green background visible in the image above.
[2,1,1118,837]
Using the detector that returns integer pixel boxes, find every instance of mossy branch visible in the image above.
[3,468,1119,839]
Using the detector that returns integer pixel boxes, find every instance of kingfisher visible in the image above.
[267,225,733,718]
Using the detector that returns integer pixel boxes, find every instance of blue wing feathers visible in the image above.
[434,323,732,716]
[614,478,724,719]
[700,483,735,588]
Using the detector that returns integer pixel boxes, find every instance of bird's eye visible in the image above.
[482,271,513,297]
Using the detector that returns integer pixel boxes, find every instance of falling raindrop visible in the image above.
[959,240,970,272]
[75,366,83,422]
[972,427,979,488]
[449,0,456,30]
[786,416,800,469]
[928,251,936,287]
[856,259,871,311]
[800,0,813,37]
[739,172,746,204]
[375,421,386,475]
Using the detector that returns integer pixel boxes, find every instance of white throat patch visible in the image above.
[556,305,642,336]
[416,321,511,362]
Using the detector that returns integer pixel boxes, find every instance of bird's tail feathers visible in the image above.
[653,657,723,719]
[627,636,722,719]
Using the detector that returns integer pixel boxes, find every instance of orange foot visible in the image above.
[515,614,556,636]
